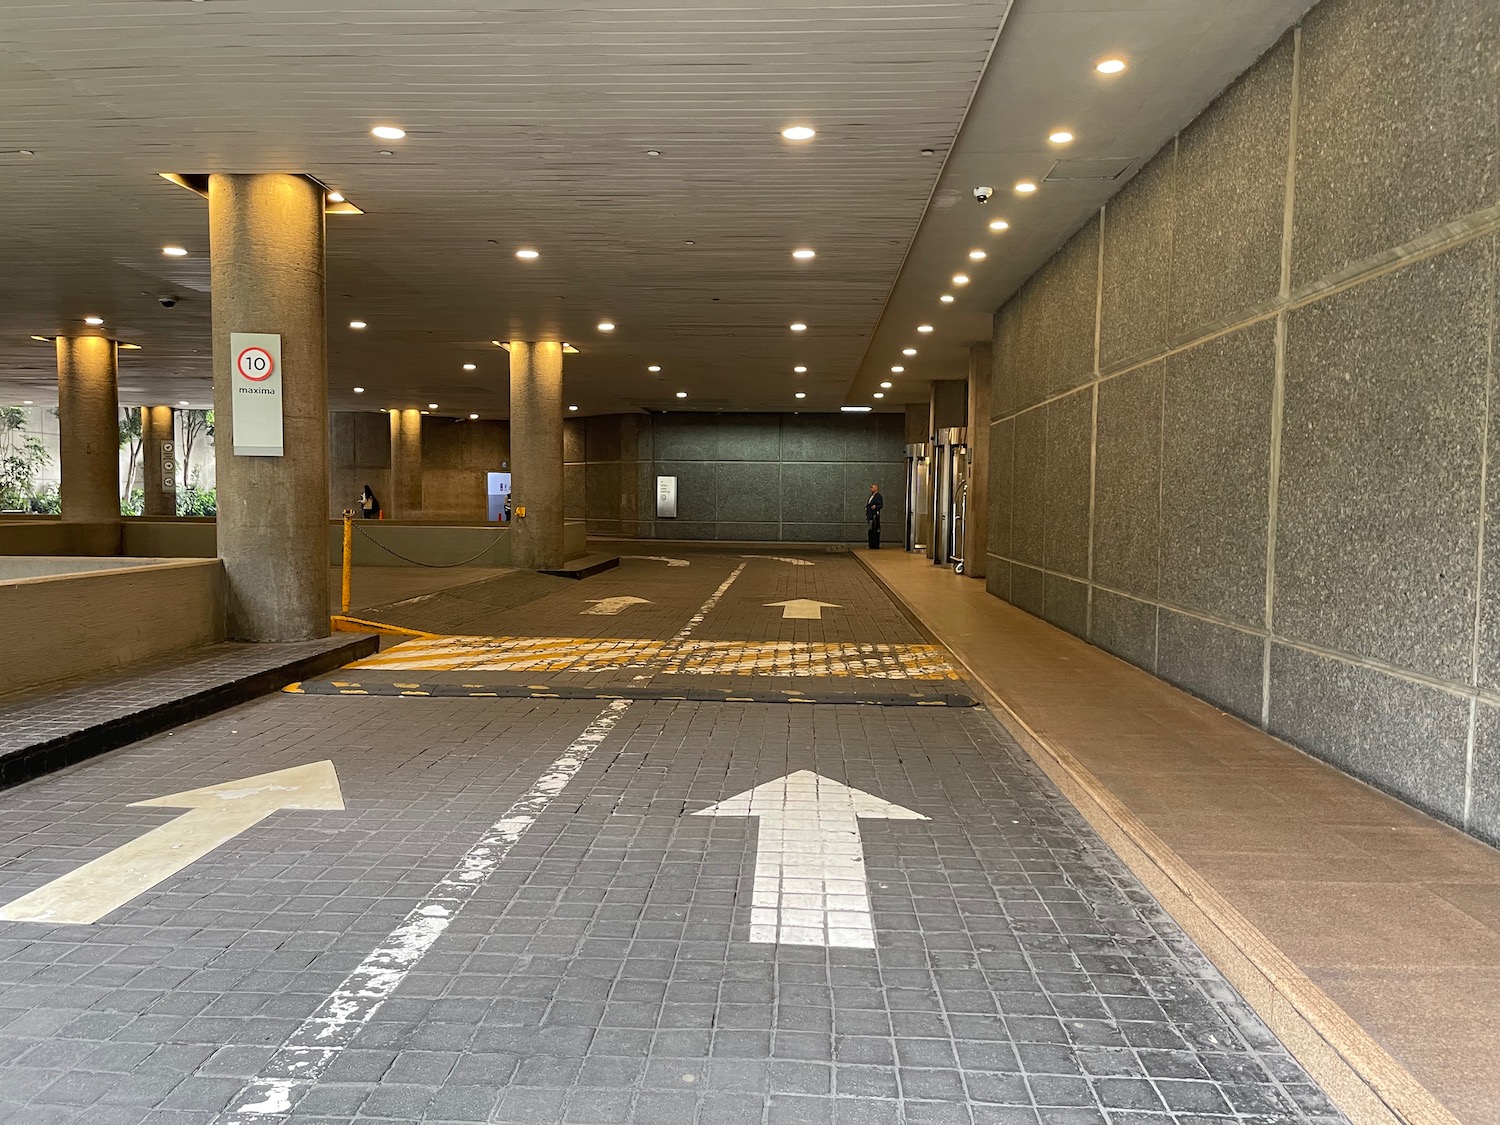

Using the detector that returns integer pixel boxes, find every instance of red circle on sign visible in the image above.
[236,346,275,382]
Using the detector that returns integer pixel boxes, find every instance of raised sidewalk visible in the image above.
[858,549,1500,1125]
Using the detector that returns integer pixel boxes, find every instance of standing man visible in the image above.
[865,482,884,550]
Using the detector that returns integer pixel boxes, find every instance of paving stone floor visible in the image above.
[0,548,1346,1124]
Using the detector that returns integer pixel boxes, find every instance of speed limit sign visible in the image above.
[229,331,284,457]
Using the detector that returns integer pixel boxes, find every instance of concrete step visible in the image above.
[540,553,620,579]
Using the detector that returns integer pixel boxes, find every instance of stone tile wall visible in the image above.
[576,412,907,543]
[985,0,1500,843]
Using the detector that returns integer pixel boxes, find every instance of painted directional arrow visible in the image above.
[694,770,926,948]
[582,595,652,616]
[742,555,814,566]
[0,761,344,926]
[766,598,840,620]
[640,556,690,567]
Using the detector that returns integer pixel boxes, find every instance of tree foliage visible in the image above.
[0,407,49,512]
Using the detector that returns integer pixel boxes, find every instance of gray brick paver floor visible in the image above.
[0,548,1346,1124]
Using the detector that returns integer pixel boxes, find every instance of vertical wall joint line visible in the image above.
[1463,237,1498,827]
[1087,208,1106,634]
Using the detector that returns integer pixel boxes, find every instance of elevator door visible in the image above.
[904,444,928,552]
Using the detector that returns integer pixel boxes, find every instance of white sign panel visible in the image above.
[656,475,678,519]
[230,332,284,457]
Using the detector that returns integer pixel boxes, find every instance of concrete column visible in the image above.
[964,343,992,579]
[209,172,329,641]
[509,340,565,570]
[56,336,120,523]
[142,406,176,517]
[389,409,423,519]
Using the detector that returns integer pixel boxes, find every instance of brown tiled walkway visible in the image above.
[858,549,1500,1125]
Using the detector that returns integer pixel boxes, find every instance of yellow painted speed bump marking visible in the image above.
[283,682,305,694]
[330,614,440,639]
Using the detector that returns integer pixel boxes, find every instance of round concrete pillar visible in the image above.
[509,341,565,570]
[389,409,424,519]
[142,405,176,517]
[209,173,329,641]
[56,336,120,523]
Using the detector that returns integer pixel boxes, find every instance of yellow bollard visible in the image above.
[340,508,354,615]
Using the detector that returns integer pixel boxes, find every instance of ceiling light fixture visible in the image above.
[873,392,884,399]
[1048,130,1075,145]
[1096,58,1127,74]
[792,248,815,260]
[794,392,806,400]
[469,413,480,420]
[1015,181,1037,194]
[648,365,661,372]
[428,403,439,409]
[463,363,477,371]
[515,248,540,260]
[789,322,807,332]
[162,246,187,257]
[178,399,190,406]
[371,125,406,140]
[675,391,688,399]
[781,125,816,141]
[568,405,579,411]
[597,321,615,332]
[326,191,345,203]
[841,406,872,413]
[353,386,365,394]
[84,316,104,326]
[22,400,33,405]
[917,324,934,333]
[968,250,987,261]
[952,274,970,286]
[880,381,892,389]
[349,320,367,329]
[940,294,955,303]
[794,365,807,373]
[920,149,935,158]
[988,219,1010,232]
[902,348,917,356]
[891,366,904,373]
[645,149,662,157]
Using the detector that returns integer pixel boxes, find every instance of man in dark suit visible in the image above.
[865,483,884,549]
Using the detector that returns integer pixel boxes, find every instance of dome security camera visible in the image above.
[973,186,994,204]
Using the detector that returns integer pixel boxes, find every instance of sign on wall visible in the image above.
[161,440,177,494]
[230,332,283,457]
[656,475,678,519]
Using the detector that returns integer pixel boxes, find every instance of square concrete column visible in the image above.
[142,406,177,517]
[389,408,424,519]
[56,336,120,523]
[509,341,565,570]
[209,173,329,641]
[964,343,992,579]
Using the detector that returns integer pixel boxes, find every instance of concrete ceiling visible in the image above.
[0,0,1312,420]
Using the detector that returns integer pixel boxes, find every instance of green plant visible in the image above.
[0,406,49,512]
[180,409,214,490]
[28,484,60,515]
[177,481,217,517]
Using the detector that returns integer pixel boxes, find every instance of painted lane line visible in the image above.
[215,699,633,1123]
[765,598,840,621]
[694,770,926,949]
[0,762,344,926]
[640,555,690,567]
[665,561,748,648]
[740,554,815,566]
[582,595,652,616]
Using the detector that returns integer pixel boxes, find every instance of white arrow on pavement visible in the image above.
[582,595,653,616]
[0,761,344,926]
[694,770,926,948]
[741,555,814,566]
[765,598,840,620]
[640,556,690,567]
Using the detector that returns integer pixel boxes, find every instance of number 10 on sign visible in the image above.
[230,331,284,457]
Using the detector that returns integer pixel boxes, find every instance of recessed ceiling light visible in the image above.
[178,399,190,406]
[371,125,406,140]
[1048,131,1074,145]
[516,248,540,260]
[902,348,917,356]
[420,409,429,414]
[794,365,807,373]
[597,321,615,332]
[880,381,892,389]
[84,316,104,326]
[568,405,579,411]
[349,320,367,329]
[917,324,934,333]
[841,406,872,413]
[675,391,688,399]
[22,400,33,405]
[645,149,662,157]
[792,248,816,260]
[648,365,661,372]
[790,322,807,332]
[989,219,1010,232]
[891,366,904,373]
[794,392,806,399]
[920,149,935,157]
[463,363,477,371]
[1096,58,1127,74]
[326,191,345,203]
[952,274,970,286]
[353,386,365,394]
[470,413,480,419]
[428,403,439,409]
[968,250,987,261]
[162,246,187,257]
[873,392,884,399]
[1015,181,1037,194]
[781,126,816,141]
[940,294,955,304]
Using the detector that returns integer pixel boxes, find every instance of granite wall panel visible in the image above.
[1011,408,1046,567]
[1043,573,1089,639]
[1169,32,1293,337]
[988,418,1013,560]
[1292,0,1500,287]
[984,557,1011,604]
[1044,389,1093,580]
[1010,563,1045,618]
[1026,217,1101,404]
[716,462,780,523]
[1268,644,1472,827]
[781,463,844,524]
[992,301,1024,420]
[1156,610,1264,725]
[1100,147,1176,368]
[583,462,619,522]
[1468,703,1500,847]
[718,414,781,462]
[654,415,717,461]
[1159,324,1274,627]
[1278,241,1491,681]
[1092,364,1161,598]
[1089,590,1158,672]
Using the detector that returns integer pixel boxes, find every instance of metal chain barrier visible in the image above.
[352,522,508,569]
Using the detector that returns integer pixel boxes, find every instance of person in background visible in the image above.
[360,484,382,519]
[865,482,884,549]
